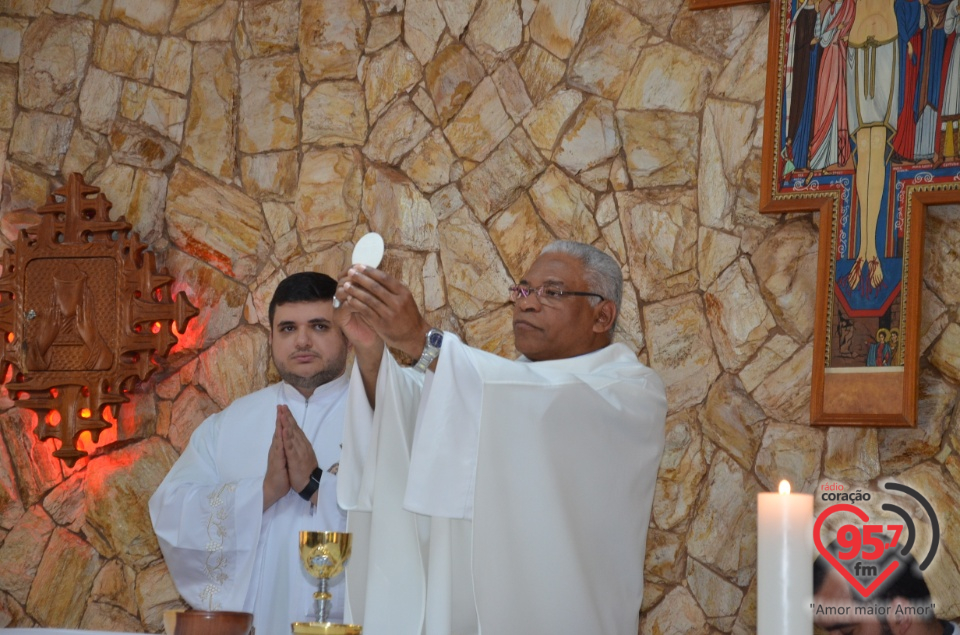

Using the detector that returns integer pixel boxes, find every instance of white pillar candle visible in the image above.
[757,480,813,635]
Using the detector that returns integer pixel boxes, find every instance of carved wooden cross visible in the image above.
[694,0,960,426]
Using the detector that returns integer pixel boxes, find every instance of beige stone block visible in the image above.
[438,0,478,38]
[362,165,439,250]
[80,604,142,633]
[167,162,272,282]
[687,558,743,620]
[920,285,949,356]
[0,18,28,64]
[0,67,16,130]
[0,507,52,602]
[242,0,299,56]
[878,370,955,472]
[169,0,224,33]
[302,80,368,146]
[61,126,109,181]
[90,560,137,616]
[491,60,532,123]
[108,119,178,170]
[670,3,766,61]
[618,109,699,187]
[554,96,620,174]
[488,193,553,280]
[1,163,50,214]
[713,13,769,101]
[48,0,105,18]
[136,560,189,634]
[3,0,51,17]
[405,0,445,64]
[620,42,719,113]
[644,527,686,584]
[400,128,458,193]
[364,96,433,164]
[619,188,698,302]
[300,0,367,82]
[705,257,776,370]
[568,0,648,100]
[462,305,515,357]
[184,0,239,42]
[698,226,739,291]
[241,151,299,201]
[121,81,188,143]
[641,586,710,635]
[528,0,588,59]
[79,67,122,135]
[296,147,363,249]
[182,43,237,181]
[111,0,175,33]
[26,527,100,627]
[425,43,486,125]
[154,37,193,95]
[609,155,630,190]
[460,127,545,221]
[644,293,722,411]
[738,334,800,394]
[687,451,759,586]
[196,325,270,408]
[19,15,93,116]
[363,41,423,120]
[239,55,300,153]
[168,385,220,452]
[464,0,521,69]
[423,250,447,311]
[366,15,402,52]
[444,77,513,162]
[824,427,880,482]
[9,110,72,175]
[516,42,566,105]
[95,23,158,82]
[522,88,583,152]
[616,0,683,37]
[751,342,813,423]
[653,408,707,531]
[366,0,403,16]
[755,423,823,493]
[925,205,960,305]
[752,221,818,342]
[700,373,765,471]
[528,165,599,242]
[167,248,248,349]
[699,98,756,230]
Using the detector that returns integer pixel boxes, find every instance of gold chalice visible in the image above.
[292,531,362,635]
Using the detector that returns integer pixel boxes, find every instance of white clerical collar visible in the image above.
[278,372,349,405]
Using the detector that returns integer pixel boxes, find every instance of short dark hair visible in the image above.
[814,540,933,619]
[268,272,337,326]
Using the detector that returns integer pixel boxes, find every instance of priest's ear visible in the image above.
[591,300,617,335]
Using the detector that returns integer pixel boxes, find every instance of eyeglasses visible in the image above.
[508,283,604,306]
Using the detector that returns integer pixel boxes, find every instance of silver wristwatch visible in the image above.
[413,328,443,373]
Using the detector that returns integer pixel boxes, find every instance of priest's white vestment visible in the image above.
[150,376,349,635]
[338,334,667,635]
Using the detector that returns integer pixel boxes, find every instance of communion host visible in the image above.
[150,272,350,635]
[335,240,667,635]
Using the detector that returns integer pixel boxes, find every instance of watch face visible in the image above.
[427,330,444,348]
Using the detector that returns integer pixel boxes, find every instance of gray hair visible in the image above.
[541,240,623,315]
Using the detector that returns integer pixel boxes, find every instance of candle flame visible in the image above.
[779,480,791,495]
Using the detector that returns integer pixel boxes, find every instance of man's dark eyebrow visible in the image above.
[275,318,332,328]
[517,278,566,286]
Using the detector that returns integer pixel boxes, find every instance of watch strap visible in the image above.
[298,467,323,501]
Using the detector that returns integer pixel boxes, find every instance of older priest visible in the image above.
[149,273,350,635]
[335,241,667,635]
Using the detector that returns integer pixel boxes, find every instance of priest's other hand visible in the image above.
[278,404,320,502]
[339,265,431,360]
[334,268,385,362]
[263,416,289,511]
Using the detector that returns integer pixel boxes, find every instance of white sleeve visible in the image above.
[148,415,264,611]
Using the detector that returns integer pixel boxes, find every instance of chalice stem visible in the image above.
[316,578,331,622]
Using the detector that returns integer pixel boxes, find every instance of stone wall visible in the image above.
[1,0,959,633]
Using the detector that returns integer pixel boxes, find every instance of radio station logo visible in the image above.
[814,481,940,599]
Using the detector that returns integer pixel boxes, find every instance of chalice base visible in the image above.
[292,621,362,635]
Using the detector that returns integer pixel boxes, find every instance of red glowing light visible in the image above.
[151,322,161,334]
[45,411,61,425]
[80,408,92,418]
[5,332,13,343]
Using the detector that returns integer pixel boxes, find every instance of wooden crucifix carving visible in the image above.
[763,0,960,427]
[693,0,960,426]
